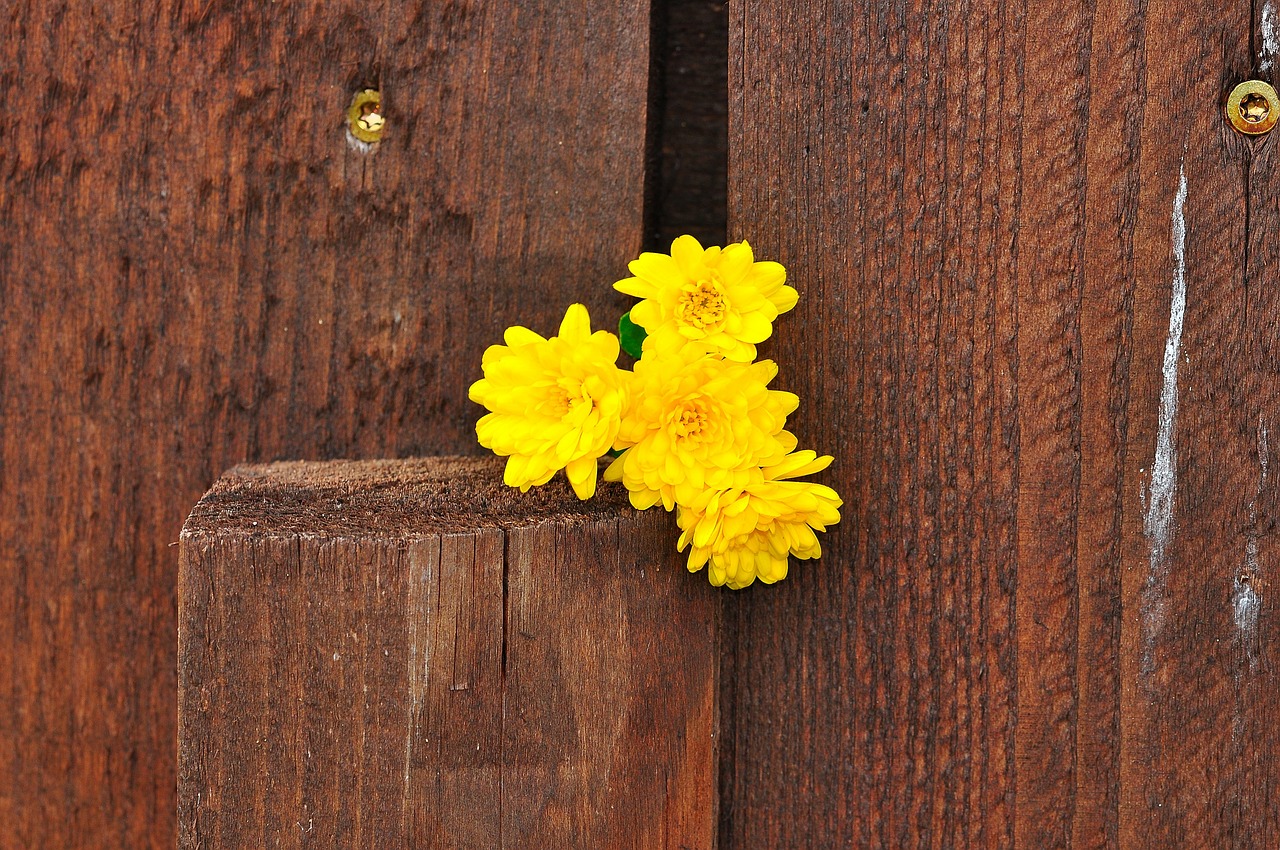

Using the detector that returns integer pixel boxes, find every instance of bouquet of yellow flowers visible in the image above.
[468,236,841,589]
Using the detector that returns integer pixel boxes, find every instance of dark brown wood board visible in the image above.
[724,0,1278,847]
[177,457,717,849]
[0,3,649,846]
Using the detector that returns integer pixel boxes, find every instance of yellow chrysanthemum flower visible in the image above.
[676,451,842,589]
[469,304,627,500]
[615,235,798,362]
[604,334,798,510]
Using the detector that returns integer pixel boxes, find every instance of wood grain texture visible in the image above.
[0,3,649,846]
[178,457,717,849]
[1116,1,1280,843]
[726,0,1277,846]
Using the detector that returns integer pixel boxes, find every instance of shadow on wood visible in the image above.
[178,457,716,849]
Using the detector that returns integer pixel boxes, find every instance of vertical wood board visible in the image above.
[726,0,1277,846]
[0,3,650,846]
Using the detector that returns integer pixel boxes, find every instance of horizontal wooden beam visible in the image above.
[178,457,717,849]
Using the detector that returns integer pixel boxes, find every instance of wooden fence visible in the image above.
[4,0,1278,847]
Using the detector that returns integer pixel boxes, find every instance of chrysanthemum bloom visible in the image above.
[604,335,798,510]
[676,451,842,589]
[615,235,798,362]
[469,304,628,500]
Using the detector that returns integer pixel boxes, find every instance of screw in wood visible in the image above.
[1226,80,1279,135]
[347,89,385,144]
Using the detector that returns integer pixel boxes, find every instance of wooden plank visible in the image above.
[501,520,718,846]
[0,1,649,846]
[726,0,1266,847]
[1070,0,1156,845]
[726,3,1021,845]
[178,457,717,849]
[1114,1,1280,844]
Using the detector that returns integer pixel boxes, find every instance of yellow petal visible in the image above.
[614,276,654,298]
[504,455,531,488]
[745,260,787,292]
[717,241,755,281]
[603,453,626,481]
[670,235,707,277]
[558,303,591,340]
[766,451,833,481]
[630,300,661,330]
[737,311,773,344]
[629,487,662,510]
[504,326,545,347]
[770,284,799,314]
[630,251,684,283]
[565,455,598,500]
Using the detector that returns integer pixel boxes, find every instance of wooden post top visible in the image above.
[178,456,715,849]
[182,456,637,539]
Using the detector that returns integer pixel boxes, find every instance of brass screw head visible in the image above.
[347,89,384,144]
[1242,93,1271,123]
[1227,80,1279,135]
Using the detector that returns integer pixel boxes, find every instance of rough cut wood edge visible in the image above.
[178,456,717,850]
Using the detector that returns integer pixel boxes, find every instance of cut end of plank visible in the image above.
[182,455,638,538]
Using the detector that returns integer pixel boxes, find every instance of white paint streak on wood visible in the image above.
[1263,1,1280,71]
[1235,416,1268,669]
[1141,164,1188,676]
[1234,533,1262,672]
[1259,415,1269,483]
[1235,543,1261,634]
[1146,164,1188,563]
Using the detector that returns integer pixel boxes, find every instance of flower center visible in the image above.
[676,408,705,436]
[676,275,727,331]
[538,377,591,419]
[670,400,717,446]
[538,388,572,418]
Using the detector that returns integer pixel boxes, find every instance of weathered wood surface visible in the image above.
[178,456,716,849]
[725,0,1278,847]
[0,2,649,846]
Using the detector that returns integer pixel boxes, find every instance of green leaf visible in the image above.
[618,311,647,360]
